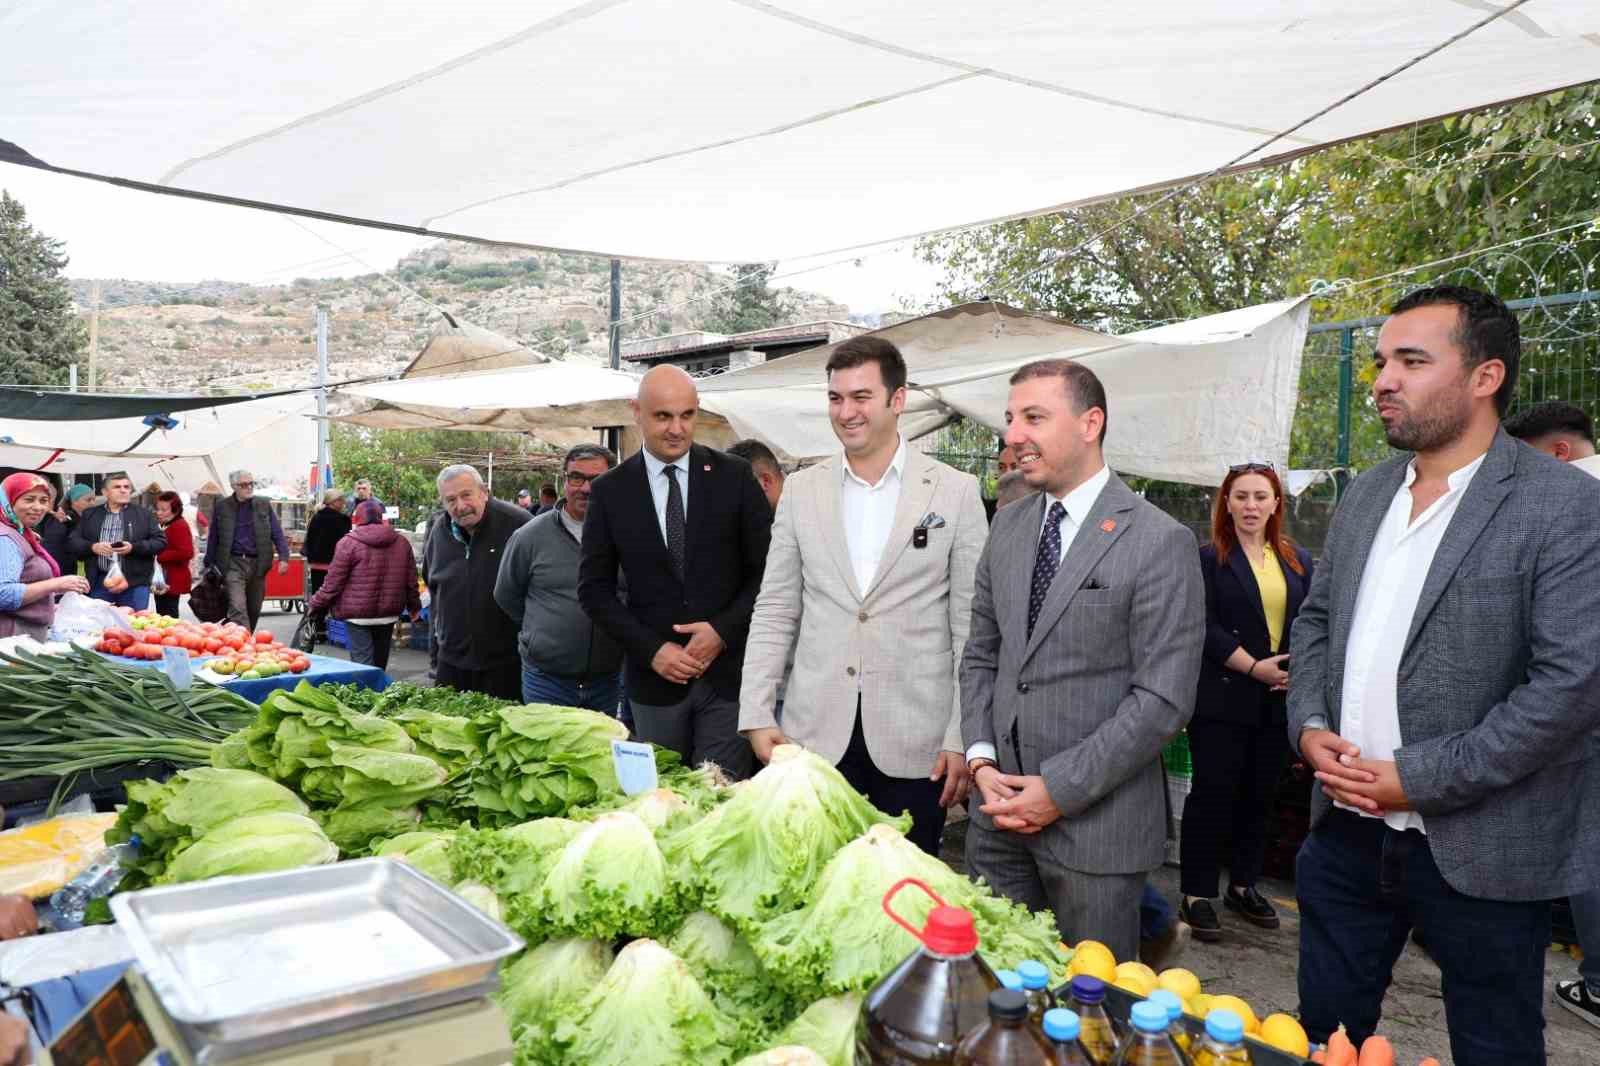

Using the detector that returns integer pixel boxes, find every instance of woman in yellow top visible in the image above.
[1179,463,1314,944]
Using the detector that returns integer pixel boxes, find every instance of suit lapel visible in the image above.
[1226,546,1267,629]
[1022,474,1137,666]
[863,450,938,602]
[1004,495,1044,644]
[815,456,864,602]
[1401,432,1518,657]
[1333,462,1406,639]
[684,443,712,568]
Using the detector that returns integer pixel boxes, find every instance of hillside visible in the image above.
[67,244,850,392]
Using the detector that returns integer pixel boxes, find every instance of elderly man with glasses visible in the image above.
[203,469,290,630]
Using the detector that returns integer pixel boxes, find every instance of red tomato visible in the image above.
[253,631,274,644]
[225,636,246,651]
[203,638,223,653]
[158,636,178,647]
[288,658,310,673]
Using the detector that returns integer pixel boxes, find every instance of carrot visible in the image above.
[1357,1035,1395,1066]
[1324,1025,1358,1066]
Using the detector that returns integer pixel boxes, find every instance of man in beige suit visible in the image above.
[741,336,989,853]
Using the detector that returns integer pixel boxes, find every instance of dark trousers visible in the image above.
[346,622,395,671]
[154,593,182,619]
[630,678,755,781]
[1297,810,1550,1065]
[224,555,266,631]
[835,705,946,856]
[435,657,521,701]
[1179,716,1287,897]
[1141,884,1174,941]
[521,664,621,714]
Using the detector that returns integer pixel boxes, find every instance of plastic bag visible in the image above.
[151,560,167,594]
[103,555,129,593]
[0,813,119,898]
[48,592,132,645]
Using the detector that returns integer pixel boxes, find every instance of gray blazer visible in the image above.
[961,473,1204,874]
[1288,429,1600,901]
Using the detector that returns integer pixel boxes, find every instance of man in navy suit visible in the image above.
[578,366,772,780]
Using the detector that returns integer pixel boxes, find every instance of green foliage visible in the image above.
[0,190,87,385]
[703,264,793,334]
[330,425,535,528]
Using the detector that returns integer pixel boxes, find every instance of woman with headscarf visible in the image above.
[36,483,92,576]
[0,473,91,640]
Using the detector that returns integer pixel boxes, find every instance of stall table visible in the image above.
[99,651,389,705]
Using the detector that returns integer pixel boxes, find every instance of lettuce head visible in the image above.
[770,995,863,1066]
[663,745,909,929]
[163,812,338,884]
[513,811,681,943]
[373,831,456,884]
[496,938,614,1036]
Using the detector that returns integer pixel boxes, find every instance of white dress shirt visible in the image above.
[968,463,1112,764]
[641,448,691,548]
[840,436,906,593]
[1337,452,1486,833]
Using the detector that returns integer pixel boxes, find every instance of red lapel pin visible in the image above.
[1100,519,1117,533]
[703,464,711,471]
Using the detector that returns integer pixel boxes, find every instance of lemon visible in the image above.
[1067,940,1118,982]
[1157,967,1202,1003]
[1116,961,1158,984]
[1256,1014,1310,1057]
[1207,994,1259,1034]
[1189,994,1213,1019]
[1113,966,1157,998]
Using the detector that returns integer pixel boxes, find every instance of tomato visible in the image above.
[288,657,310,673]
[201,638,221,653]
[253,631,274,644]
[225,637,246,651]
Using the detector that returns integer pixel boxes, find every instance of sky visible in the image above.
[1,164,944,317]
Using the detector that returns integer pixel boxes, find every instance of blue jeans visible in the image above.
[521,664,621,714]
[1572,888,1600,994]
[1141,884,1174,941]
[88,580,150,611]
[1297,810,1550,1065]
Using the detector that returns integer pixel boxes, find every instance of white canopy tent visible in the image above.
[335,298,1310,486]
[0,396,320,495]
[4,3,1595,262]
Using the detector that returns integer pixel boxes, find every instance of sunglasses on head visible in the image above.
[1229,462,1274,475]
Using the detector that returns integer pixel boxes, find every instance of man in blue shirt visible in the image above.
[203,469,290,630]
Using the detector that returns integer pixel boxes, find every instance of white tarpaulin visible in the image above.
[336,298,1309,485]
[0,396,319,494]
[3,2,1596,262]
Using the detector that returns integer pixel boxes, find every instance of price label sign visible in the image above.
[610,739,658,796]
[162,645,193,689]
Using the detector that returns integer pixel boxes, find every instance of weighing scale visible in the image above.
[42,859,522,1066]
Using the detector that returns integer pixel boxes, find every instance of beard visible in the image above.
[1381,388,1473,453]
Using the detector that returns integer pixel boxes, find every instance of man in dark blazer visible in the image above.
[578,366,772,780]
[68,471,165,610]
[1289,286,1600,1063]
[961,359,1204,962]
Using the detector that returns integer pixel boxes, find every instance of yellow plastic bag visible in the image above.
[0,813,119,898]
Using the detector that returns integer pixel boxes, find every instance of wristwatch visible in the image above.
[967,757,997,778]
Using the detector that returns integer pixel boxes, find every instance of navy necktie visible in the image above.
[1028,501,1067,638]
[664,465,686,578]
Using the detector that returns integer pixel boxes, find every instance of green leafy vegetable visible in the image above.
[452,880,503,921]
[512,811,682,944]
[769,995,862,1066]
[497,938,614,1038]
[164,812,338,884]
[666,911,788,1026]
[450,818,583,899]
[373,830,456,883]
[663,745,909,929]
[465,706,633,824]
[529,939,742,1066]
[734,1048,828,1066]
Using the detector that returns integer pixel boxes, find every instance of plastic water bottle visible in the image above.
[1188,1009,1250,1066]
[1042,1008,1096,1066]
[1017,960,1055,1020]
[1112,1001,1187,1066]
[1145,989,1192,1056]
[51,840,138,928]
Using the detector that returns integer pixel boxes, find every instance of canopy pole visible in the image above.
[607,258,622,454]
[316,307,331,491]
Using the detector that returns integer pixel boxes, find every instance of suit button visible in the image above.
[1017,682,1030,694]
[846,666,856,677]
[857,611,868,622]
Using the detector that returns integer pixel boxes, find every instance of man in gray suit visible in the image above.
[1289,286,1600,1064]
[961,359,1204,962]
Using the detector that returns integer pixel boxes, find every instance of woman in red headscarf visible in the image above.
[0,473,91,640]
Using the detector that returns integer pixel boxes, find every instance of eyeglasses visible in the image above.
[1228,462,1274,475]
[236,481,255,488]
[564,472,595,487]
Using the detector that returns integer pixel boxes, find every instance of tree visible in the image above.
[331,426,556,528]
[0,190,87,385]
[701,263,793,334]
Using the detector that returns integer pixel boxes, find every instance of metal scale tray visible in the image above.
[110,858,523,1061]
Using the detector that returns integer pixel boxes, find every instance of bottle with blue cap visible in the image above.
[1189,1008,1250,1065]
[997,970,1025,991]
[953,987,1056,1065]
[1017,960,1056,1020]
[1111,1000,1188,1065]
[1064,976,1119,1064]
[1041,1007,1096,1066]
[1145,989,1193,1056]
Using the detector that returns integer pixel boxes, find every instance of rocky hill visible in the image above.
[68,244,850,392]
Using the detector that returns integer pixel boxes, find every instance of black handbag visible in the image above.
[188,567,228,623]
[290,612,319,653]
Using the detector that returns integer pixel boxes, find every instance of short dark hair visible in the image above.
[1389,285,1521,415]
[825,335,908,396]
[539,482,558,499]
[562,443,618,474]
[727,438,781,474]
[1502,400,1594,446]
[155,491,184,517]
[1009,359,1109,444]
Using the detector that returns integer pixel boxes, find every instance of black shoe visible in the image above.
[1140,919,1191,970]
[1179,897,1222,942]
[1555,978,1600,1031]
[1224,885,1280,929]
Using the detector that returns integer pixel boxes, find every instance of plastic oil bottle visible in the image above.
[1188,1009,1251,1066]
[1112,1001,1188,1066]
[1064,976,1119,1065]
[1145,989,1192,1057]
[1016,961,1055,1021]
[859,878,1002,1065]
[1041,1008,1096,1066]
[996,971,1025,993]
[953,988,1055,1066]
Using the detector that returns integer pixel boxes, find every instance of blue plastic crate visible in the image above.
[326,618,349,649]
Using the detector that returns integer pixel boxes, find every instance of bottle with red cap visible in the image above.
[858,877,1002,1064]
